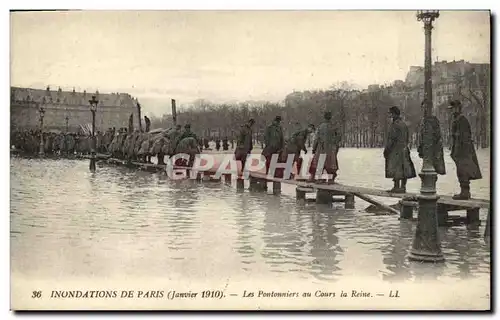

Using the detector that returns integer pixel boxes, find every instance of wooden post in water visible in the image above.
[249,176,259,191]
[296,187,306,201]
[316,189,332,205]
[236,178,245,192]
[344,194,355,209]
[400,199,414,220]
[466,208,481,227]
[272,181,281,195]
[437,203,449,226]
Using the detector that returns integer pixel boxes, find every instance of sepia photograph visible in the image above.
[9,8,491,311]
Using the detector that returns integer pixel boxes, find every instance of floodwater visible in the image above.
[10,148,491,308]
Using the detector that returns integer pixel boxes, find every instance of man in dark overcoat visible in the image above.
[416,101,446,177]
[262,116,285,174]
[280,124,315,174]
[448,100,482,199]
[383,106,416,193]
[234,119,255,170]
[309,111,341,183]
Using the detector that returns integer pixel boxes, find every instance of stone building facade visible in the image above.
[11,86,139,132]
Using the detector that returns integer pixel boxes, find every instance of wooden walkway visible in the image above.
[103,157,489,209]
[100,157,490,229]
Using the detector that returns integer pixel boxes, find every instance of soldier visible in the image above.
[203,137,210,150]
[173,124,198,152]
[417,100,446,177]
[448,100,482,199]
[383,106,417,193]
[167,124,182,152]
[280,124,315,174]
[309,111,341,183]
[262,116,285,173]
[215,138,221,151]
[222,136,229,151]
[180,124,198,140]
[235,118,255,170]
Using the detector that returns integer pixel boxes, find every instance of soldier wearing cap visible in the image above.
[448,99,482,199]
[383,106,416,193]
[175,124,198,149]
[280,123,315,174]
[416,100,446,178]
[262,115,285,174]
[235,118,255,169]
[309,111,341,183]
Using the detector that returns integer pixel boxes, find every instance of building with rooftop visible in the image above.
[10,86,139,132]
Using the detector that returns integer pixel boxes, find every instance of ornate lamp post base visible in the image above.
[409,171,444,263]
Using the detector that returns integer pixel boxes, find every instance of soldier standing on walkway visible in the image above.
[448,100,482,200]
[309,111,341,183]
[262,116,285,173]
[383,106,417,193]
[417,100,446,178]
[234,119,255,170]
[280,124,315,174]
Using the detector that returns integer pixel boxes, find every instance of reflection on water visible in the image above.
[10,148,490,285]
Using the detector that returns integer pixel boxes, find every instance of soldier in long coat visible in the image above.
[309,111,341,183]
[383,106,416,193]
[417,101,446,177]
[167,125,182,154]
[448,100,482,199]
[280,124,315,174]
[262,116,285,173]
[234,119,255,170]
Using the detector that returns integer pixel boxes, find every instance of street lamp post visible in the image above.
[38,105,46,157]
[408,10,444,263]
[89,95,99,172]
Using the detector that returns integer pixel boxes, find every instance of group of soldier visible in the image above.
[11,129,113,156]
[233,99,482,200]
[12,98,482,200]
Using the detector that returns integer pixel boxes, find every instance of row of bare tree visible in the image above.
[149,76,490,149]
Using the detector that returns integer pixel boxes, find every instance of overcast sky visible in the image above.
[10,10,490,116]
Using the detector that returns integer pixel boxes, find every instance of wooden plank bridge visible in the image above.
[100,157,490,230]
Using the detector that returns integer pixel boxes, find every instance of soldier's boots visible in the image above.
[453,182,471,200]
[388,180,404,193]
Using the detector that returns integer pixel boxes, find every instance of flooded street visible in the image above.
[10,148,491,289]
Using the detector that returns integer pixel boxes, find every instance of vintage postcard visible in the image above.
[9,9,491,310]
